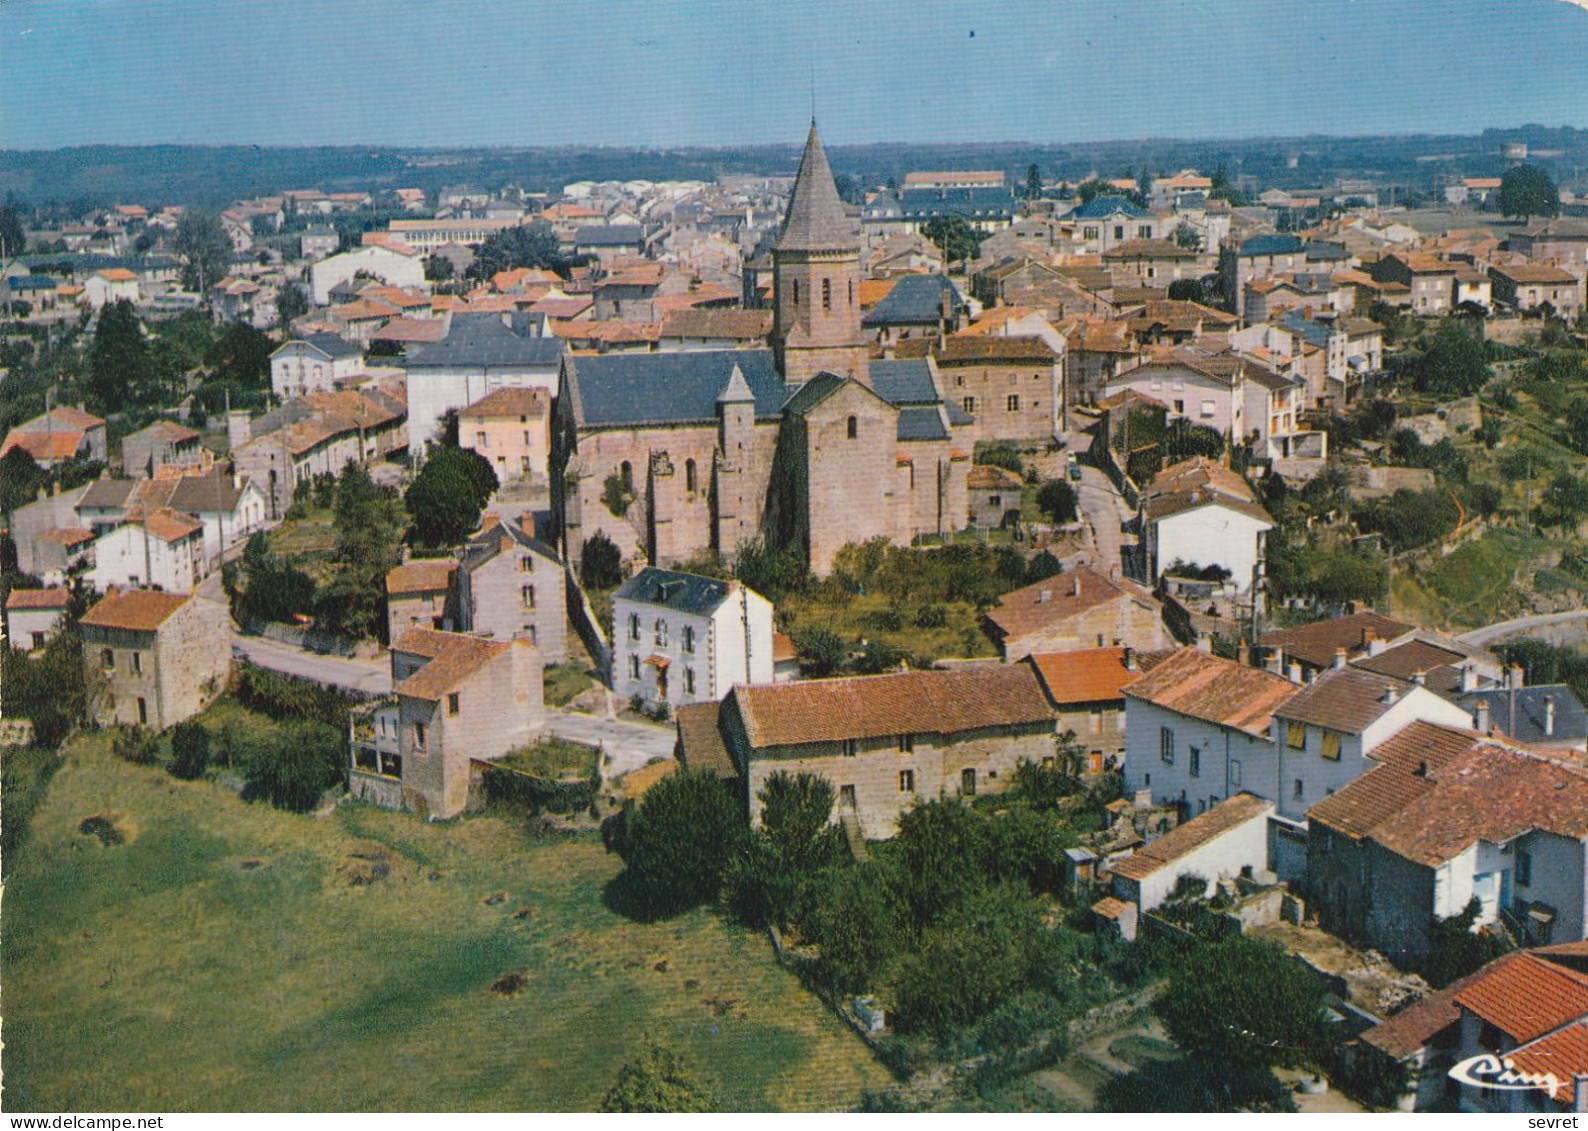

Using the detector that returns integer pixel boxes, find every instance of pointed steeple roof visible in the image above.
[775,121,858,253]
[717,362,755,404]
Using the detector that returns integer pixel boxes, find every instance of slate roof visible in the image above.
[573,225,645,247]
[1274,667,1420,733]
[565,349,786,427]
[776,122,858,253]
[1456,685,1588,746]
[861,273,964,327]
[273,332,362,361]
[870,359,939,405]
[392,627,512,702]
[896,187,1018,221]
[896,406,948,442]
[1071,195,1150,220]
[614,567,733,616]
[405,313,562,369]
[1110,793,1273,881]
[78,478,139,510]
[82,589,190,633]
[1123,647,1297,737]
[730,664,1054,748]
[1238,234,1306,257]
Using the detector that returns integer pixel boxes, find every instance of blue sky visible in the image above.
[3,0,1587,149]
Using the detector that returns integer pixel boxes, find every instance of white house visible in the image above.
[309,244,426,305]
[404,313,563,447]
[158,472,268,570]
[612,567,774,710]
[4,587,73,652]
[84,268,141,309]
[1104,352,1248,440]
[270,333,366,399]
[1139,458,1273,591]
[90,509,206,593]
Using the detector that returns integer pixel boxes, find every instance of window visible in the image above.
[792,280,799,306]
[899,769,915,792]
[840,784,856,808]
[136,697,148,726]
[684,667,696,695]
[628,654,641,680]
[1230,759,1242,788]
[620,460,633,491]
[1090,709,1103,734]
[1083,225,1099,240]
[962,396,976,414]
[848,280,854,305]
[685,458,697,493]
[1006,394,1021,412]
[1189,745,1201,778]
[897,734,914,754]
[475,430,488,448]
[654,619,668,646]
[1138,224,1152,238]
[682,625,696,653]
[1517,848,1532,887]
[841,738,858,757]
[1113,225,1124,240]
[414,721,427,748]
[520,456,531,474]
[846,415,858,439]
[525,625,537,644]
[101,648,115,671]
[1293,778,1305,800]
[1287,723,1307,750]
[131,651,143,674]
[1200,399,1216,419]
[962,768,977,796]
[519,555,533,572]
[989,495,1002,509]
[30,631,45,650]
[1321,732,1341,761]
[447,692,460,716]
[1159,726,1175,765]
[521,585,535,609]
[628,613,641,641]
[822,277,832,310]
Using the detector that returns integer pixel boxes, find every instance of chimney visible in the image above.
[1267,645,1286,676]
[1197,632,1213,654]
[1123,646,1138,672]
[1475,699,1491,733]
[1380,685,1399,705]
[1361,627,1375,649]
[1368,635,1387,658]
[519,512,537,539]
[1038,588,1051,604]
[1412,670,1426,687]
[1072,573,1082,597]
[1333,647,1347,671]
[1287,660,1303,684]
[1237,640,1250,666]
[1573,1073,1588,1114]
[1546,695,1557,738]
[1509,664,1525,690]
[1459,663,1479,694]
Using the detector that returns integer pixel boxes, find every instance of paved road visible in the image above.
[544,709,676,779]
[1459,609,1588,648]
[1072,460,1131,576]
[231,635,395,696]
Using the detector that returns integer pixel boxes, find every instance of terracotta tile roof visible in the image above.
[1258,611,1414,670]
[675,702,739,778]
[617,757,678,800]
[48,406,107,430]
[1305,721,1482,840]
[985,566,1159,644]
[38,526,95,547]
[1454,953,1588,1044]
[372,317,449,344]
[529,295,594,319]
[1509,1021,1588,1101]
[1092,895,1132,920]
[731,664,1055,748]
[1102,238,1199,260]
[139,507,203,543]
[1123,647,1297,737]
[1275,667,1420,733]
[659,308,773,340]
[1026,646,1170,706]
[1111,793,1273,881]
[386,561,456,597]
[391,627,511,702]
[967,465,1024,490]
[1494,263,1578,285]
[772,631,797,664]
[938,335,1058,364]
[1351,638,1470,691]
[82,589,190,632]
[1148,457,1255,503]
[858,278,901,308]
[5,587,71,610]
[96,268,138,282]
[0,431,86,461]
[462,386,549,419]
[1361,952,1530,1059]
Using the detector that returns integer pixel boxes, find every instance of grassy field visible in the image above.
[1390,528,1563,629]
[779,590,998,664]
[3,730,887,1112]
[496,737,600,780]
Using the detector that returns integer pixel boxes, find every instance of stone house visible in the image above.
[1218,234,1312,316]
[860,273,968,346]
[458,386,551,485]
[90,509,205,593]
[680,665,1058,839]
[81,589,230,729]
[1024,645,1167,772]
[378,628,545,820]
[120,421,205,477]
[385,560,457,641]
[1489,263,1583,317]
[454,517,569,663]
[612,567,773,709]
[935,335,1065,443]
[1370,253,1455,316]
[1061,318,1138,408]
[1068,196,1163,255]
[1102,238,1205,286]
[1505,221,1588,272]
[0,406,108,469]
[269,333,366,400]
[230,388,406,519]
[967,464,1024,530]
[984,565,1169,661]
[4,587,72,652]
[1308,722,1588,968]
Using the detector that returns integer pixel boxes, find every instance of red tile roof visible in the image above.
[386,561,456,597]
[1454,953,1588,1044]
[1361,951,1530,1059]
[461,386,550,419]
[81,589,190,632]
[1110,793,1273,881]
[391,628,511,702]
[1259,611,1415,670]
[1025,646,1169,706]
[1509,1021,1588,1101]
[1123,647,1297,737]
[984,566,1159,644]
[5,587,71,610]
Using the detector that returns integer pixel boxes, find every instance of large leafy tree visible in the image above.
[920,214,984,268]
[275,281,309,327]
[172,209,233,293]
[89,298,152,409]
[0,447,47,513]
[404,445,498,548]
[1411,321,1490,397]
[206,321,274,388]
[466,221,561,280]
[607,769,746,918]
[1498,164,1559,223]
[601,1044,716,1113]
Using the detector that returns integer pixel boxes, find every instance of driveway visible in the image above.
[231,635,394,696]
[1073,461,1132,576]
[1459,609,1588,648]
[546,709,675,779]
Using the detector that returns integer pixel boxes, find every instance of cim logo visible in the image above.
[1449,1053,1561,1096]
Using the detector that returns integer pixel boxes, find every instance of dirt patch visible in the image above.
[78,814,126,846]
[684,978,700,991]
[512,906,534,920]
[490,971,528,997]
[335,841,396,886]
[483,891,507,907]
[239,858,266,870]
[704,995,747,1020]
[652,958,669,973]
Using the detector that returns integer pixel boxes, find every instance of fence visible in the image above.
[564,566,612,681]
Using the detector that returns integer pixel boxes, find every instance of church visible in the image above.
[551,122,972,576]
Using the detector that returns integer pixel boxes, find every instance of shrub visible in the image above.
[241,720,345,812]
[914,603,947,629]
[1036,479,1078,524]
[607,769,746,918]
[168,720,211,780]
[580,530,625,591]
[112,726,161,765]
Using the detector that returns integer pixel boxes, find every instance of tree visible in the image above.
[1542,471,1588,532]
[1156,937,1331,1071]
[1076,179,1106,204]
[758,771,840,871]
[920,214,984,268]
[1413,321,1490,397]
[580,530,624,590]
[601,1044,716,1113]
[206,321,274,388]
[314,462,404,639]
[1025,163,1043,201]
[1172,221,1203,253]
[405,446,496,548]
[733,536,807,600]
[0,204,25,259]
[1425,897,1513,988]
[169,721,212,780]
[467,221,561,280]
[790,626,845,677]
[89,298,151,409]
[172,209,232,293]
[1498,164,1559,223]
[242,721,345,811]
[0,446,48,513]
[275,281,308,327]
[423,254,455,284]
[1036,479,1078,524]
[608,769,746,918]
[1163,418,1226,462]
